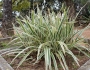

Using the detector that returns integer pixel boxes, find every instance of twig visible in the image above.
[0,37,12,42]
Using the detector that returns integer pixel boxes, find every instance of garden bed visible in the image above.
[0,19,90,70]
[3,53,89,70]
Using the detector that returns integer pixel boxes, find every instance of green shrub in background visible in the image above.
[8,9,90,70]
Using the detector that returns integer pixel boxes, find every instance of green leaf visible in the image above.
[18,49,35,67]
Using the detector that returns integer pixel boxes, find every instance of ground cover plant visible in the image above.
[8,9,90,70]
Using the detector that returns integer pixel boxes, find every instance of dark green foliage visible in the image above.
[74,0,90,19]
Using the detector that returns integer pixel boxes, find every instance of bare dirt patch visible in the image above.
[3,54,89,70]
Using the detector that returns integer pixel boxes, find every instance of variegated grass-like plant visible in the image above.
[8,9,90,70]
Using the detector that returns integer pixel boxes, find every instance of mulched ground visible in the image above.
[3,54,89,70]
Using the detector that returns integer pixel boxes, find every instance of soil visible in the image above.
[75,25,90,39]
[3,53,89,70]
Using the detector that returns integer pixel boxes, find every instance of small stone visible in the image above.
[78,65,90,70]
[78,59,90,70]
